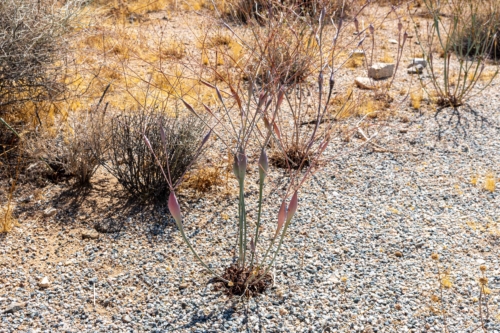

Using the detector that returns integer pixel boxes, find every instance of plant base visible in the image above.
[215,264,272,297]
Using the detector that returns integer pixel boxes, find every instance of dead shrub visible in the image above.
[24,100,110,185]
[0,0,82,123]
[103,108,206,203]
[221,0,351,24]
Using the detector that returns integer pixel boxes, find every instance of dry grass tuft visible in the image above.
[0,204,17,233]
[182,166,224,193]
[410,90,423,109]
[162,40,186,60]
[346,56,364,69]
[484,172,496,192]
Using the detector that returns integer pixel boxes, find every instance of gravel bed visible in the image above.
[1,91,499,333]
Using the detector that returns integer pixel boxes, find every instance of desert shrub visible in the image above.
[0,0,82,123]
[414,0,499,107]
[103,108,206,203]
[453,3,500,60]
[61,105,110,185]
[221,0,351,24]
[23,97,110,185]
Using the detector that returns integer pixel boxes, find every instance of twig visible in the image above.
[357,127,422,155]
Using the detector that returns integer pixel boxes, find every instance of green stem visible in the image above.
[241,178,248,267]
[0,117,20,138]
[249,221,291,286]
[250,178,264,267]
[238,178,245,266]
[175,220,229,283]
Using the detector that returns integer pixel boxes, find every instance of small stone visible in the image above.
[388,39,398,45]
[179,283,189,290]
[43,207,57,218]
[408,64,424,74]
[82,230,99,240]
[350,50,365,58]
[368,63,395,79]
[38,276,50,288]
[94,220,122,233]
[3,302,25,314]
[364,325,374,333]
[279,308,288,316]
[122,315,132,323]
[64,259,76,266]
[395,251,403,258]
[408,58,427,68]
[355,77,376,90]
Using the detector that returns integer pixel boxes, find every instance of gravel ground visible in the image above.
[1,89,499,333]
[2,6,500,332]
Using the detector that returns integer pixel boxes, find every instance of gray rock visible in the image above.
[43,207,57,218]
[408,58,427,68]
[408,64,424,74]
[355,77,376,90]
[3,302,25,314]
[368,63,395,79]
[82,230,99,240]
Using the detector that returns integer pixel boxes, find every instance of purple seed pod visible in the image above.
[168,192,182,225]
[258,149,268,181]
[276,200,287,237]
[233,149,248,181]
[286,191,298,223]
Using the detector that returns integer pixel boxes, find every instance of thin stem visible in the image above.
[175,219,229,283]
[250,178,265,267]
[0,117,20,138]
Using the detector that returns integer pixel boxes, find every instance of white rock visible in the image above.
[39,276,50,288]
[408,58,427,68]
[3,302,25,314]
[388,39,398,45]
[122,315,132,323]
[368,63,395,79]
[350,50,365,58]
[355,77,376,90]
[43,207,57,218]
[408,64,424,74]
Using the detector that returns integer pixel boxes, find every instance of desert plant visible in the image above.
[23,89,111,185]
[413,0,499,108]
[104,105,206,203]
[0,0,83,123]
[219,0,351,24]
[452,1,500,61]
[429,254,493,332]
[0,155,19,233]
[63,101,111,185]
[145,8,350,296]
